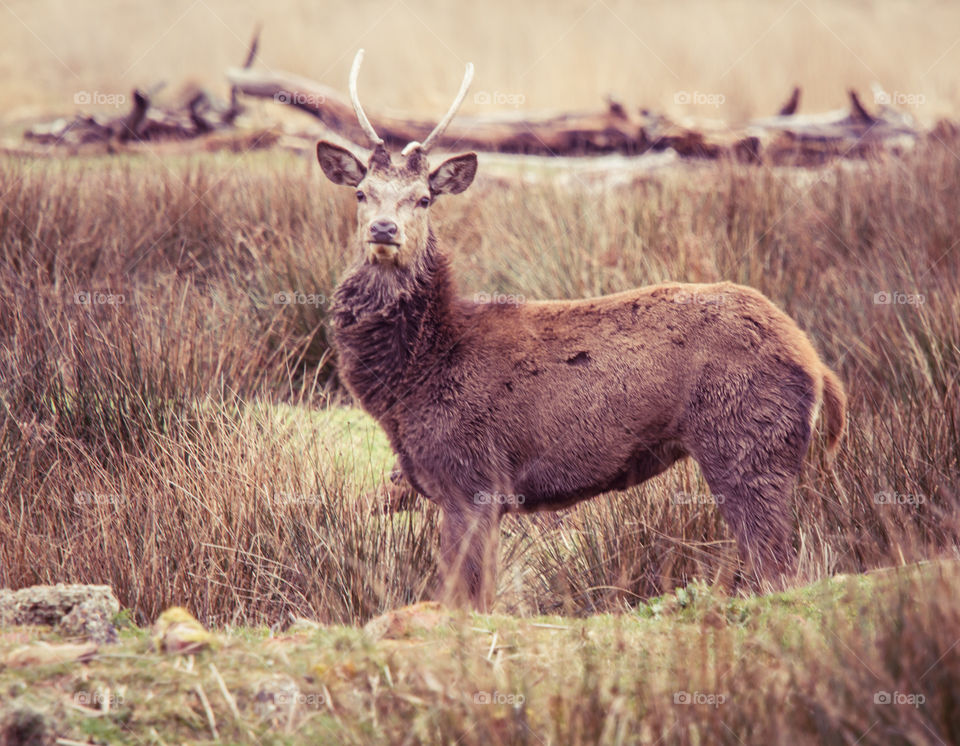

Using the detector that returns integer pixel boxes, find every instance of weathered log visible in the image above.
[229,62,922,165]
[224,26,260,126]
[22,30,261,148]
[777,87,801,116]
[15,18,928,169]
[748,89,916,143]
[227,65,657,156]
[116,89,149,142]
[848,89,876,125]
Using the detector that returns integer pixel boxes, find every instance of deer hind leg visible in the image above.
[438,500,500,611]
[697,465,800,590]
[686,363,815,589]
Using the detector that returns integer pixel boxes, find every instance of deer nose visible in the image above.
[369,219,398,243]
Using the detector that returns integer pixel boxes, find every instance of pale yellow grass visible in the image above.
[2,0,959,127]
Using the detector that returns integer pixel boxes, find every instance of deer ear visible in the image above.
[429,153,477,196]
[316,141,367,187]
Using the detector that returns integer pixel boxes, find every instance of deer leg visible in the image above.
[438,500,500,611]
[686,365,814,589]
[698,466,798,590]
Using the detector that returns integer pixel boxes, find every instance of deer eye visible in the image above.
[417,196,431,208]
[356,190,366,202]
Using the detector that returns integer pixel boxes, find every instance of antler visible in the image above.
[349,49,384,146]
[402,61,474,155]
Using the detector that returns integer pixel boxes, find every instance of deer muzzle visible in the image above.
[368,218,400,263]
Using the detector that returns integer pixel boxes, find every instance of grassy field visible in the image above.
[2,139,958,622]
[0,125,959,741]
[2,563,959,745]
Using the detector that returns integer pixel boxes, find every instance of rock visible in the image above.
[0,590,14,627]
[151,607,213,654]
[363,601,454,641]
[287,617,324,633]
[58,598,118,644]
[0,584,119,644]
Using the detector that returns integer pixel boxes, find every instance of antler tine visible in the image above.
[349,49,384,146]
[408,61,474,154]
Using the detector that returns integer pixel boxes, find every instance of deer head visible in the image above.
[316,50,478,269]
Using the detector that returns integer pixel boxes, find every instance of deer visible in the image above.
[316,51,847,610]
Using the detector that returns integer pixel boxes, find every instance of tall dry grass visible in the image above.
[0,138,958,626]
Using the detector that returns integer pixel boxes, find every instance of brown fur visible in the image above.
[317,140,846,610]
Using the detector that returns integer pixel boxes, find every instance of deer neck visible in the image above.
[331,231,456,416]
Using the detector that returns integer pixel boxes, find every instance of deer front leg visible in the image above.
[438,499,500,611]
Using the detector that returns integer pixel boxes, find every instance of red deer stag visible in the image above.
[317,51,847,610]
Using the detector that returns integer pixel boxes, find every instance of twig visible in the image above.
[486,631,499,661]
[209,663,241,720]
[194,683,219,740]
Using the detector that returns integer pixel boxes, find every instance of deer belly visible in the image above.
[508,439,685,512]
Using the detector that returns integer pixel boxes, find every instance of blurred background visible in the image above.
[1,0,958,125]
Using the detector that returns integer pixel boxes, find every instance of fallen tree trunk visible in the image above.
[227,66,922,164]
[23,31,263,149]
[227,66,663,156]
[14,24,932,167]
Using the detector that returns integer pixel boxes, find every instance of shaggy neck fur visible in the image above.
[331,229,456,418]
